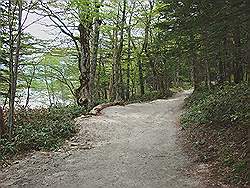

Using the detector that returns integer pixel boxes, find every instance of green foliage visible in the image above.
[129,91,173,103]
[181,84,250,127]
[70,0,102,23]
[0,105,86,163]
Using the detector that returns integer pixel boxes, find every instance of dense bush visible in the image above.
[0,105,86,163]
[181,84,249,127]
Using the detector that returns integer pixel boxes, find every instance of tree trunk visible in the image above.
[25,85,31,109]
[246,0,250,84]
[126,49,131,100]
[0,106,4,137]
[76,23,91,108]
[89,1,103,102]
[138,58,145,96]
[190,34,201,91]
[202,31,211,89]
[112,0,126,101]
[25,66,36,108]
[126,22,132,100]
[7,0,22,136]
[247,26,250,84]
[233,26,243,84]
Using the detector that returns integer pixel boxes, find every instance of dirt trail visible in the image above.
[0,91,201,188]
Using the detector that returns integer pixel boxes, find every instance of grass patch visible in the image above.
[181,83,249,186]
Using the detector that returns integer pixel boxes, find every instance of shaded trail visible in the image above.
[0,91,200,188]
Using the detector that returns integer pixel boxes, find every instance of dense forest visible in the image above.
[0,0,249,186]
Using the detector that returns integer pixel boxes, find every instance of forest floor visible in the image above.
[0,91,204,188]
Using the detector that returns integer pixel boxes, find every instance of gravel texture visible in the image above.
[0,90,201,188]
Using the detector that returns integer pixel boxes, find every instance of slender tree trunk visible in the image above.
[25,85,31,109]
[112,0,126,101]
[138,58,145,96]
[0,106,4,137]
[247,27,250,84]
[203,31,211,89]
[44,78,52,107]
[205,59,211,89]
[24,66,36,108]
[8,0,22,136]
[109,63,114,100]
[126,23,132,100]
[190,34,201,91]
[7,2,15,136]
[233,26,243,84]
[246,0,250,84]
[126,45,131,100]
[112,28,119,101]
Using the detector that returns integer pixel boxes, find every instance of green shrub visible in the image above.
[181,84,249,127]
[0,105,86,163]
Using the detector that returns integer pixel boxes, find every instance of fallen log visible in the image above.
[89,101,125,116]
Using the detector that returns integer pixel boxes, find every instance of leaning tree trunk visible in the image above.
[76,23,91,107]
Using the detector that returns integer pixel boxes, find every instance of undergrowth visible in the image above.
[0,105,86,165]
[129,90,173,103]
[181,83,249,186]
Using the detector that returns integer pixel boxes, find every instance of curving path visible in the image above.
[0,91,201,188]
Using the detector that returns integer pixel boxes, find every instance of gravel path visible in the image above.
[0,91,200,188]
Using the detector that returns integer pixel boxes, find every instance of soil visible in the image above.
[0,91,202,188]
